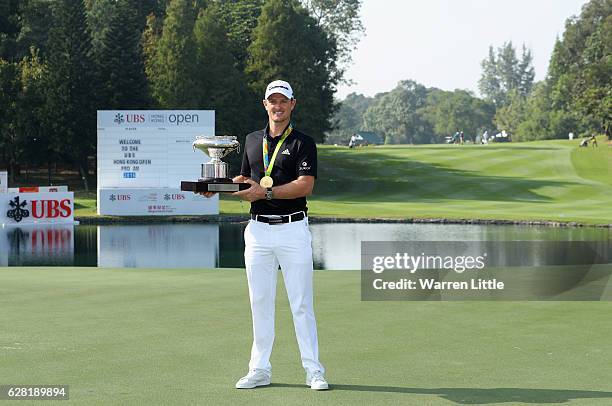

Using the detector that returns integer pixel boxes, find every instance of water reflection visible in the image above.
[97,224,219,268]
[0,224,74,266]
[311,223,612,270]
[0,223,610,269]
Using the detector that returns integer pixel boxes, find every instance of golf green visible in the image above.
[2,267,612,405]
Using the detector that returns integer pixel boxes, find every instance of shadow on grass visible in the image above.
[270,383,612,404]
[316,151,577,204]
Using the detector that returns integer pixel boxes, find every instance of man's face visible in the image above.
[263,93,296,124]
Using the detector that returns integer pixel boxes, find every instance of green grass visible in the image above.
[74,137,612,224]
[571,143,612,186]
[73,190,97,217]
[1,267,612,405]
[219,137,612,224]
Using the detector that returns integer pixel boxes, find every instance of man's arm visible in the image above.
[233,175,314,202]
[270,175,314,199]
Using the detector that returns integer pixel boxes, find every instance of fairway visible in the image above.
[218,139,612,224]
[2,267,612,405]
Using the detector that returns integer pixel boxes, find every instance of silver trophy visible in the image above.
[181,135,250,193]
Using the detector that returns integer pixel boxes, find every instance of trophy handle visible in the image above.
[218,144,240,159]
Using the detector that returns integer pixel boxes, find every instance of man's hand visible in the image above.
[233,179,265,202]
[198,175,249,199]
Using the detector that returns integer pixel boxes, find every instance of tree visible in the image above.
[326,92,374,144]
[519,0,611,139]
[148,0,199,108]
[478,46,502,106]
[0,59,21,180]
[363,80,431,144]
[216,0,265,72]
[550,0,611,132]
[16,48,53,181]
[494,89,527,137]
[0,0,20,61]
[45,0,98,190]
[15,0,54,59]
[478,41,535,106]
[517,44,535,97]
[193,3,252,136]
[422,89,494,142]
[246,0,339,142]
[96,0,151,109]
[87,0,164,44]
[142,12,163,100]
[300,0,364,82]
[85,0,116,52]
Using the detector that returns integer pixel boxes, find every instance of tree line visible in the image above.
[0,0,363,188]
[328,0,610,145]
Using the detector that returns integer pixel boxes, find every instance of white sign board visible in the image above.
[98,188,217,216]
[97,110,217,215]
[0,171,7,193]
[1,192,75,226]
[97,224,218,268]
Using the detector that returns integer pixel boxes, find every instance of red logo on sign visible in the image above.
[31,199,72,218]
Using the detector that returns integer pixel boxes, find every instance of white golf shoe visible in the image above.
[306,370,329,390]
[235,369,271,389]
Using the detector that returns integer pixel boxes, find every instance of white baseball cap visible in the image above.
[265,80,294,100]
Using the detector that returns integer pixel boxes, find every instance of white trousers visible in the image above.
[244,216,324,375]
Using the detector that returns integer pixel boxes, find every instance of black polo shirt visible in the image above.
[240,125,317,215]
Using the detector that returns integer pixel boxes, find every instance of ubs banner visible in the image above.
[97,110,218,216]
[1,192,74,226]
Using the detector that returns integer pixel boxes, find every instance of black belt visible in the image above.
[251,212,305,224]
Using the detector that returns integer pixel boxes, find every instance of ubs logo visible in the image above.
[7,196,30,222]
[114,113,125,124]
[126,114,145,123]
[164,194,185,200]
[109,194,130,201]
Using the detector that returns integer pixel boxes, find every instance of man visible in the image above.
[206,80,328,390]
[349,134,356,148]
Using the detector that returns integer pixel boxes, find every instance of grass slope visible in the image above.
[218,138,611,224]
[1,267,612,405]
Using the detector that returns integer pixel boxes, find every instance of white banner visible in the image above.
[0,171,7,193]
[1,192,75,226]
[97,110,218,215]
[97,224,218,268]
[97,188,217,216]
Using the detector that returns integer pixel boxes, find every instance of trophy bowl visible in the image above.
[180,135,250,193]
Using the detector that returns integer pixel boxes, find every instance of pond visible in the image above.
[1,222,610,269]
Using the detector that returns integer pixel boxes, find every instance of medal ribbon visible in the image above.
[263,124,293,177]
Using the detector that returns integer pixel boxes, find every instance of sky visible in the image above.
[336,0,590,100]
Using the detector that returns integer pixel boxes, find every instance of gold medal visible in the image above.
[260,176,274,188]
